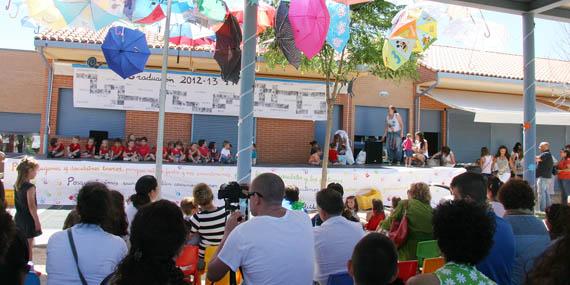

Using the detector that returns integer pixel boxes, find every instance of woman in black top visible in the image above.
[13,157,41,261]
[0,204,30,285]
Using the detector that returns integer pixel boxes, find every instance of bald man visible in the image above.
[207,173,315,285]
[536,142,554,212]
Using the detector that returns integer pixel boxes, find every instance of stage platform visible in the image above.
[3,157,465,209]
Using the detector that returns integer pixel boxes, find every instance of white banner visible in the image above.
[4,159,465,209]
[73,66,327,121]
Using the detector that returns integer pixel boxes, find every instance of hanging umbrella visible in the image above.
[274,1,301,69]
[225,0,275,33]
[102,26,151,79]
[331,0,371,5]
[325,0,350,53]
[21,16,41,33]
[412,10,437,52]
[214,15,242,83]
[124,0,193,24]
[25,0,67,30]
[389,13,417,39]
[197,0,227,22]
[170,21,216,46]
[53,0,125,30]
[382,37,415,71]
[289,0,330,59]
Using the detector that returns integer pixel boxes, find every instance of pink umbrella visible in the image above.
[332,0,372,5]
[289,0,330,59]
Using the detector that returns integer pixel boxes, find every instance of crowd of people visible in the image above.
[2,156,570,285]
[47,134,257,165]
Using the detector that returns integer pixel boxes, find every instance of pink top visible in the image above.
[402,138,413,151]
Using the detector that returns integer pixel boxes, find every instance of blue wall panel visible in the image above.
[447,109,491,163]
[355,106,409,137]
[420,109,441,133]
[192,115,239,147]
[314,105,342,147]
[0,112,41,134]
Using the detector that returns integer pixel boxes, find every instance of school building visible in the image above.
[0,28,568,164]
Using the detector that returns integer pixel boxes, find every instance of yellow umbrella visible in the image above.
[413,10,437,52]
[26,0,67,30]
[382,37,416,71]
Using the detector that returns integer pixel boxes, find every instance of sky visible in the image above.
[0,0,569,60]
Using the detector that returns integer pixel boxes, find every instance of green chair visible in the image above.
[416,240,440,267]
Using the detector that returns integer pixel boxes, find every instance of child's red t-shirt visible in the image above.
[69,143,81,153]
[85,144,95,154]
[329,149,339,162]
[124,146,137,157]
[558,158,570,180]
[199,146,209,157]
[171,148,182,156]
[50,143,64,153]
[137,145,151,157]
[365,212,386,231]
[111,145,125,156]
[99,146,109,155]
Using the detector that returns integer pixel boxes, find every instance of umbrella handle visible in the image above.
[5,0,11,10]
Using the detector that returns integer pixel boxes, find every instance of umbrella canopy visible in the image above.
[170,21,216,46]
[331,0,371,5]
[53,0,125,30]
[274,1,302,69]
[226,0,275,33]
[214,15,242,84]
[382,37,415,71]
[325,0,350,53]
[413,9,437,52]
[25,0,67,30]
[197,0,227,22]
[102,26,151,79]
[289,0,330,59]
[124,0,165,24]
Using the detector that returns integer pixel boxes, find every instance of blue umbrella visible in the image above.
[102,26,151,79]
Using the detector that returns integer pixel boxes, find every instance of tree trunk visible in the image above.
[320,100,334,189]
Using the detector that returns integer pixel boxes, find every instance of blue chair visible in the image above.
[24,272,40,285]
[327,272,354,285]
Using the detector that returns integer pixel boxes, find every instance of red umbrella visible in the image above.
[226,0,276,34]
[289,0,330,59]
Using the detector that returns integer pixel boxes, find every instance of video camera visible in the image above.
[218,181,249,212]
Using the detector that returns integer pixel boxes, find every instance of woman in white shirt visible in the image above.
[382,106,405,165]
[47,182,127,285]
[125,175,159,230]
[412,132,429,166]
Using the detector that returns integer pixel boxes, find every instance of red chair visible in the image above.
[398,260,418,282]
[176,245,200,285]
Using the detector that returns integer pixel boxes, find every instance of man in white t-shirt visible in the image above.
[314,189,365,285]
[207,173,315,285]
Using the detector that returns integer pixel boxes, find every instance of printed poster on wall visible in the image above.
[73,66,327,121]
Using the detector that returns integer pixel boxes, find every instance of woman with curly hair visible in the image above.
[106,200,188,285]
[499,180,550,285]
[408,200,496,285]
[381,182,433,260]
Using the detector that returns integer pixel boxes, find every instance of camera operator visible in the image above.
[187,183,228,270]
[207,173,315,285]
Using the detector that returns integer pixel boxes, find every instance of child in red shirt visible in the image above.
[197,139,210,163]
[365,199,386,231]
[81,138,96,158]
[95,139,110,160]
[169,141,185,163]
[137,137,152,161]
[402,133,414,167]
[48,137,65,158]
[67,136,81,159]
[123,140,138,161]
[110,138,125,161]
[328,143,339,164]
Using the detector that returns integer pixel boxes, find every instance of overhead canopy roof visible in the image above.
[427,89,570,125]
[428,0,570,22]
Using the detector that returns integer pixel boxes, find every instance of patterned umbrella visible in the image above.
[124,0,194,24]
[197,0,227,22]
[25,0,67,30]
[289,0,330,59]
[225,0,275,33]
[53,0,125,30]
[325,0,349,53]
[170,19,216,46]
[382,37,415,71]
[274,1,302,69]
[214,15,242,83]
[412,9,437,52]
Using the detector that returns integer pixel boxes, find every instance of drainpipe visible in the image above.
[37,46,54,156]
[415,74,439,132]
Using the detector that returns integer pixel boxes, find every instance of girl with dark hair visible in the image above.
[13,157,41,261]
[0,204,30,285]
[107,200,188,285]
[344,196,359,221]
[48,137,65,158]
[126,175,159,230]
[104,191,129,238]
[511,143,524,178]
[494,145,512,183]
[487,176,505,217]
[412,132,429,166]
[480,147,493,177]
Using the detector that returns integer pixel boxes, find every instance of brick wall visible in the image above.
[256,118,313,164]
[419,94,450,146]
[0,49,46,114]
[125,111,192,145]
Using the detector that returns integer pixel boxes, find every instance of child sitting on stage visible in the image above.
[67,136,81,159]
[365,199,386,231]
[329,143,339,164]
[170,141,185,163]
[81,138,96,158]
[220,141,233,164]
[137,137,152,161]
[123,140,138,161]
[252,143,257,166]
[309,147,322,166]
[110,138,125,161]
[338,145,348,165]
[198,140,210,163]
[95,139,110,159]
[208,141,219,162]
[187,143,200,163]
[48,137,65,158]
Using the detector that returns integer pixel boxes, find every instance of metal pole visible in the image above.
[38,47,54,155]
[522,13,537,192]
[236,0,258,184]
[155,0,173,194]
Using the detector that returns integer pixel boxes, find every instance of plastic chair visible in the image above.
[24,272,40,285]
[175,245,201,285]
[327,272,354,285]
[204,246,242,285]
[422,257,445,274]
[416,240,440,267]
[397,260,418,282]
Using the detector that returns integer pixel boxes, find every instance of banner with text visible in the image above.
[73,66,327,121]
[4,159,465,209]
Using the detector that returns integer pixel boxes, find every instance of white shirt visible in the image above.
[125,202,138,232]
[481,155,493,174]
[218,210,315,285]
[220,148,231,158]
[313,216,365,285]
[386,113,401,133]
[47,224,127,285]
[490,201,506,217]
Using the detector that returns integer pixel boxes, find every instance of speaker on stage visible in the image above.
[89,130,108,146]
[365,141,383,164]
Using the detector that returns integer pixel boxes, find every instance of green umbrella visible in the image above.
[197,0,227,21]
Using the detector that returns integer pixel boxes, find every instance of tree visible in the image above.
[262,0,419,188]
